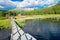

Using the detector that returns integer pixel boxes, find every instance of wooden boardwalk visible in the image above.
[11,17,36,40]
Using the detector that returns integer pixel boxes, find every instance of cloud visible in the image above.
[0,0,60,10]
[13,0,59,8]
[0,0,16,10]
[11,0,23,2]
[0,6,4,8]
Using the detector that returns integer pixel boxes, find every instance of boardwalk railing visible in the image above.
[11,17,36,40]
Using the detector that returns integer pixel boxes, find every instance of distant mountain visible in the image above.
[37,4,60,14]
[20,4,60,15]
[10,7,34,12]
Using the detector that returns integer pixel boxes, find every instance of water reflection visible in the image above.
[23,18,60,40]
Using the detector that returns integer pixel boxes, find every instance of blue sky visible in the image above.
[0,0,60,10]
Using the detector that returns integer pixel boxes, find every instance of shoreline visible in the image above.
[15,14,60,20]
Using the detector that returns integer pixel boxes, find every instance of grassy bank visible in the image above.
[25,14,60,19]
[0,19,12,31]
[15,14,60,20]
[15,19,25,29]
[14,14,60,29]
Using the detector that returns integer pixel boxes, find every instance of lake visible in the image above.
[0,29,11,40]
[23,18,60,40]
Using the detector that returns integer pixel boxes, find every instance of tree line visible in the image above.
[0,4,60,19]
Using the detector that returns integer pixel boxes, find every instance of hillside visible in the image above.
[0,4,60,18]
[21,4,60,15]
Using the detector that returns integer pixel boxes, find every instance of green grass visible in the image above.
[15,19,25,29]
[21,4,60,15]
[0,19,12,31]
[14,14,60,29]
[23,14,60,19]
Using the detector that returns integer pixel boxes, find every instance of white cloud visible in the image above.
[0,0,59,10]
[0,6,4,8]
[12,0,57,8]
[0,0,3,2]
[0,0,16,10]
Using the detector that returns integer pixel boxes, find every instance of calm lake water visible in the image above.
[0,29,11,40]
[23,18,60,40]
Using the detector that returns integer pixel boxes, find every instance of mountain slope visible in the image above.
[21,4,60,15]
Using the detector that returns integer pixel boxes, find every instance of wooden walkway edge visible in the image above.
[10,17,36,40]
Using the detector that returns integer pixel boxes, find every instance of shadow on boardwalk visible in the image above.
[11,17,36,40]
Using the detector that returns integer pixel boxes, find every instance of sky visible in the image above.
[0,0,60,10]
